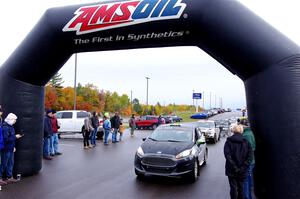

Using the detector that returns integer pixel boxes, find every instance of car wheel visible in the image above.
[135,169,144,179]
[203,149,208,166]
[187,160,199,182]
[152,124,157,130]
[213,134,217,143]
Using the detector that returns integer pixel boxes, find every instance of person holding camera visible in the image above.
[1,113,23,183]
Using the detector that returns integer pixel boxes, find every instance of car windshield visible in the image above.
[149,128,193,142]
[197,122,214,128]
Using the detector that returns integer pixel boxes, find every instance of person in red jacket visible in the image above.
[50,110,62,156]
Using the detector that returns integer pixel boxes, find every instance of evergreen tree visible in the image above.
[48,73,64,96]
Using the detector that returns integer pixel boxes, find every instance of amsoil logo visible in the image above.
[63,0,187,35]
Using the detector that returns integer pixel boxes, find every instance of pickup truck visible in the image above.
[135,115,159,130]
[56,110,103,139]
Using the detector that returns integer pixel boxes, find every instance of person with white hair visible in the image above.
[0,113,23,184]
[224,124,253,199]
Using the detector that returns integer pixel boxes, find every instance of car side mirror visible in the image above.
[142,138,146,141]
[196,137,206,145]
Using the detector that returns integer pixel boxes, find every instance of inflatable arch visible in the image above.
[0,0,300,198]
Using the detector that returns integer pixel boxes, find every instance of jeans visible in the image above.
[112,128,118,142]
[52,134,59,154]
[244,164,255,199]
[104,130,110,144]
[0,151,3,178]
[90,128,97,145]
[49,135,54,155]
[228,177,245,199]
[43,137,50,157]
[1,151,14,178]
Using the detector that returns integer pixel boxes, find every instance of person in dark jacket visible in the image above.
[224,124,253,199]
[90,111,99,146]
[110,112,121,143]
[158,115,163,126]
[0,105,3,124]
[0,106,4,185]
[1,113,23,183]
[43,110,53,160]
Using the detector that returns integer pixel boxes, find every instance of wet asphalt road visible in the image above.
[0,112,241,199]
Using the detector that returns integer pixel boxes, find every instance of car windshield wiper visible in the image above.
[167,139,182,142]
[148,137,157,141]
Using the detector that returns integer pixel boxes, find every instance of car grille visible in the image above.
[142,156,176,167]
[144,166,173,174]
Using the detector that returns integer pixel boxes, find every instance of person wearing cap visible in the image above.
[224,124,253,199]
[103,112,111,145]
[50,109,62,156]
[43,109,53,160]
[239,118,256,199]
[110,112,121,143]
[1,113,23,184]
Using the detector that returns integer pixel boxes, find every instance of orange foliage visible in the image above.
[45,86,58,109]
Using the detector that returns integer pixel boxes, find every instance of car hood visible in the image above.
[141,140,194,156]
[199,127,212,132]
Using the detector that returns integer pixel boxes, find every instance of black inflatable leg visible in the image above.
[245,55,300,199]
[0,72,44,176]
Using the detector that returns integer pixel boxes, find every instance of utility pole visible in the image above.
[215,94,217,108]
[73,53,77,110]
[146,77,150,107]
[209,92,212,109]
[130,90,133,113]
[202,92,204,110]
[196,97,198,113]
[192,90,195,107]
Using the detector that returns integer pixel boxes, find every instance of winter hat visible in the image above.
[239,117,249,126]
[46,109,52,114]
[104,112,110,118]
[5,113,18,125]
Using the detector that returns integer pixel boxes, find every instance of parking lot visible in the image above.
[0,112,241,199]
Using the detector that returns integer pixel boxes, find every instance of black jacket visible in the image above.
[44,116,53,138]
[224,133,253,179]
[91,116,99,129]
[110,115,120,129]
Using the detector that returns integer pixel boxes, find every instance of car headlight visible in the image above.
[175,149,192,159]
[137,146,144,157]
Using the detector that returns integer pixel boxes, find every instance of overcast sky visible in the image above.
[0,1,299,109]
